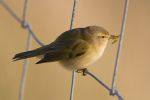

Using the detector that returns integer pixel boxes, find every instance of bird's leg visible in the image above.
[76,68,88,76]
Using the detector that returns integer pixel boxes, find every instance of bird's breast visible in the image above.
[59,41,108,71]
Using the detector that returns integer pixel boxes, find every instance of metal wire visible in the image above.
[0,0,129,100]
[69,0,77,30]
[69,0,77,100]
[69,71,76,100]
[0,1,44,100]
[85,70,123,100]
[18,33,32,100]
[18,0,32,100]
[22,0,29,27]
[111,0,129,95]
[0,0,22,23]
[0,0,44,46]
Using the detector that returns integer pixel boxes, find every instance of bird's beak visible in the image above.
[109,35,120,44]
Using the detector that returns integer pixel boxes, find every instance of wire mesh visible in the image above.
[0,0,129,100]
[69,0,77,100]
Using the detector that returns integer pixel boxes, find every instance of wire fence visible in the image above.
[0,0,129,100]
[111,0,129,95]
[69,0,77,100]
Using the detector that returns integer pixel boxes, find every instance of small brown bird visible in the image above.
[13,26,119,74]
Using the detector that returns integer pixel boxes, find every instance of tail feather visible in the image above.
[13,44,52,61]
[13,50,39,61]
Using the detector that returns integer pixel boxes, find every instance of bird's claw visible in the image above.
[76,68,88,76]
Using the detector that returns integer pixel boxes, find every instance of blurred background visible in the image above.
[0,0,150,100]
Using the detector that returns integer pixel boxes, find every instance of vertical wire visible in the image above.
[69,0,77,30]
[111,0,129,94]
[22,0,29,25]
[69,0,77,100]
[69,71,76,100]
[0,0,44,99]
[18,0,31,100]
[18,33,32,100]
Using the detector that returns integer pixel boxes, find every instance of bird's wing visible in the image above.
[67,39,89,59]
[36,39,89,64]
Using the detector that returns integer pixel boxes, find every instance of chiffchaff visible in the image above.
[13,26,119,73]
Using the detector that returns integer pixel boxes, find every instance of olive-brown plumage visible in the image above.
[13,26,119,71]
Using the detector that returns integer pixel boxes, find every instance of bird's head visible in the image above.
[86,26,119,44]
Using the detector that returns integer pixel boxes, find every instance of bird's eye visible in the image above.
[101,36,105,38]
[97,36,105,38]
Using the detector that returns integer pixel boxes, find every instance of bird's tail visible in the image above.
[13,44,53,61]
[13,50,39,61]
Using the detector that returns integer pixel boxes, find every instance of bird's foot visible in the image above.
[76,68,88,76]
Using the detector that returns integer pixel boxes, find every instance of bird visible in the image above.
[13,26,119,75]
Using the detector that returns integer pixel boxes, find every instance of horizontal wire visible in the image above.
[85,70,124,100]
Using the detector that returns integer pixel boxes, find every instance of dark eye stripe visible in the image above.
[98,36,105,38]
